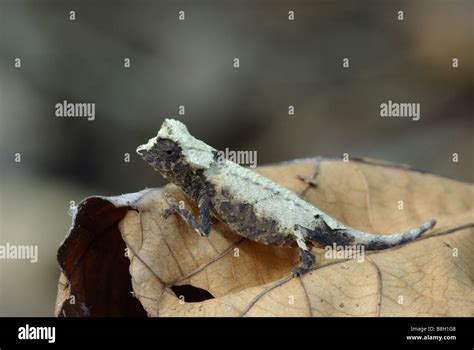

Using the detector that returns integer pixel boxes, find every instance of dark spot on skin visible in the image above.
[366,239,392,250]
[300,249,315,268]
[139,138,215,201]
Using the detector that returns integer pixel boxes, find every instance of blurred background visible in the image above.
[0,0,472,316]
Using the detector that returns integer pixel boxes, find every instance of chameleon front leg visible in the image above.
[163,193,212,237]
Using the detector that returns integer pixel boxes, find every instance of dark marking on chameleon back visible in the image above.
[212,187,295,247]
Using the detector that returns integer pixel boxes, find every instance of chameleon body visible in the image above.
[137,119,436,275]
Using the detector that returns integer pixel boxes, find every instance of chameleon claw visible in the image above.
[137,119,437,280]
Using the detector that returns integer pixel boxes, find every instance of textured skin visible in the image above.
[137,119,436,274]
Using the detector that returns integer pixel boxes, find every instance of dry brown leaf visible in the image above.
[55,158,474,317]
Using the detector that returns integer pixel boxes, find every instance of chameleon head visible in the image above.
[136,119,217,181]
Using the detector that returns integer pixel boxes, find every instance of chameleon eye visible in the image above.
[165,149,173,155]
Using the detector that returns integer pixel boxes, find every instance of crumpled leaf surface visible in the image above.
[55,158,474,317]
